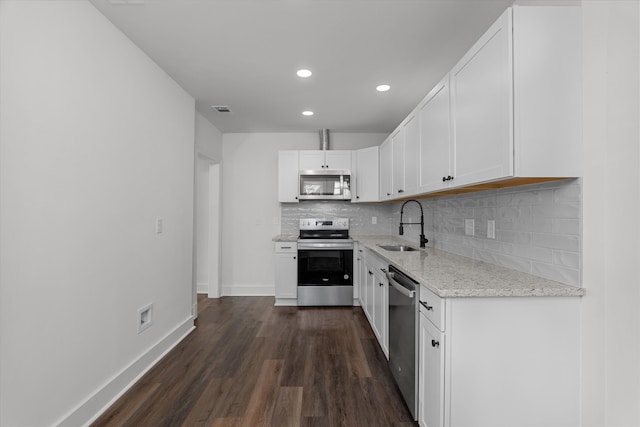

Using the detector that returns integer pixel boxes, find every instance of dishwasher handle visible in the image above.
[386,272,415,299]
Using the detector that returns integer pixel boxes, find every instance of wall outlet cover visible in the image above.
[465,219,475,236]
[372,216,377,225]
[487,220,496,239]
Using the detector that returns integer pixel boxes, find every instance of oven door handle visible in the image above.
[386,272,415,299]
[298,243,354,250]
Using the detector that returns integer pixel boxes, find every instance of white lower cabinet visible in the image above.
[360,248,389,358]
[419,311,445,427]
[418,291,581,427]
[372,266,389,357]
[274,242,297,306]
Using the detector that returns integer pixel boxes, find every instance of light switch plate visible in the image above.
[465,219,475,236]
[487,220,496,239]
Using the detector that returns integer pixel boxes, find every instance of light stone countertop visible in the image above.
[353,235,585,298]
[272,234,298,242]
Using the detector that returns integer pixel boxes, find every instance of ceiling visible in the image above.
[89,0,514,134]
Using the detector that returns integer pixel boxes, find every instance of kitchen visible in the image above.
[1,1,639,427]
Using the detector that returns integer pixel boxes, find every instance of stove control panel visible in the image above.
[299,218,349,230]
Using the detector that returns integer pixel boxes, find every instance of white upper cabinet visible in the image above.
[387,112,419,198]
[450,9,513,187]
[278,150,299,203]
[418,77,453,194]
[391,128,405,196]
[448,6,582,187]
[403,114,420,196]
[353,146,379,203]
[379,137,393,200]
[299,150,352,171]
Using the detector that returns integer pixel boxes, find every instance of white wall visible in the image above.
[0,2,196,426]
[194,112,223,297]
[581,2,640,426]
[195,111,223,162]
[220,132,385,295]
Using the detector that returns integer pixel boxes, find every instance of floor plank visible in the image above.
[92,296,416,427]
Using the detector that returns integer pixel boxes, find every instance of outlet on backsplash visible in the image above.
[465,219,475,236]
[372,216,377,225]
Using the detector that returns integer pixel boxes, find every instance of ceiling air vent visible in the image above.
[211,105,231,113]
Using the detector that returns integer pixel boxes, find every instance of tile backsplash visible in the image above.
[281,179,582,286]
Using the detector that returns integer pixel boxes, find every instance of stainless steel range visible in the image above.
[297,218,354,306]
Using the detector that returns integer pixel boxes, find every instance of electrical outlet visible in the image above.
[465,219,475,236]
[137,303,153,333]
[487,220,496,239]
[372,216,377,225]
[155,218,163,234]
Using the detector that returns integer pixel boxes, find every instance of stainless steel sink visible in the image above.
[377,244,418,252]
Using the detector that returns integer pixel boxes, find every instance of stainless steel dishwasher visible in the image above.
[386,265,419,420]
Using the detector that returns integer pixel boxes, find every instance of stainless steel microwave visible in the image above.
[299,170,352,200]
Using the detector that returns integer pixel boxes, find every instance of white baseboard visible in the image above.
[197,281,209,294]
[221,284,274,296]
[56,317,195,427]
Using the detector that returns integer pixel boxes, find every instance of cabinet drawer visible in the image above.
[420,286,445,331]
[275,242,297,253]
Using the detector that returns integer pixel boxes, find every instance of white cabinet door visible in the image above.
[364,261,376,323]
[299,150,352,170]
[324,150,352,170]
[353,146,379,202]
[275,252,297,299]
[418,77,453,194]
[353,244,360,301]
[278,151,299,203]
[357,247,367,307]
[419,312,445,427]
[298,150,325,170]
[391,128,405,196]
[403,114,419,196]
[451,9,513,187]
[379,137,393,200]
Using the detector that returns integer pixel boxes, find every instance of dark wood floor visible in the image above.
[92,295,416,427]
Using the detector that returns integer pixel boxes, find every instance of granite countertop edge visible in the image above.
[272,234,298,242]
[351,235,585,299]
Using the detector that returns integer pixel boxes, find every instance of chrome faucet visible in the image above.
[399,199,429,248]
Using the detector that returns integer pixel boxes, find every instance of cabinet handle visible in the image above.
[379,282,384,287]
[356,195,360,199]
[386,193,391,196]
[398,189,404,193]
[358,249,363,253]
[442,176,447,182]
[420,301,433,311]
[295,196,298,200]
[431,339,440,348]
[293,256,296,259]
[368,271,373,275]
[380,268,387,273]
[281,246,292,249]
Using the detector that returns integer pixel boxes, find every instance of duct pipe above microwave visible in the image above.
[319,129,330,151]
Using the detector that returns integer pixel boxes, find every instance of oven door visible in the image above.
[297,247,353,306]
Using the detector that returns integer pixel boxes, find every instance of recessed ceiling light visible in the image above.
[376,84,391,92]
[302,110,314,116]
[297,69,313,78]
